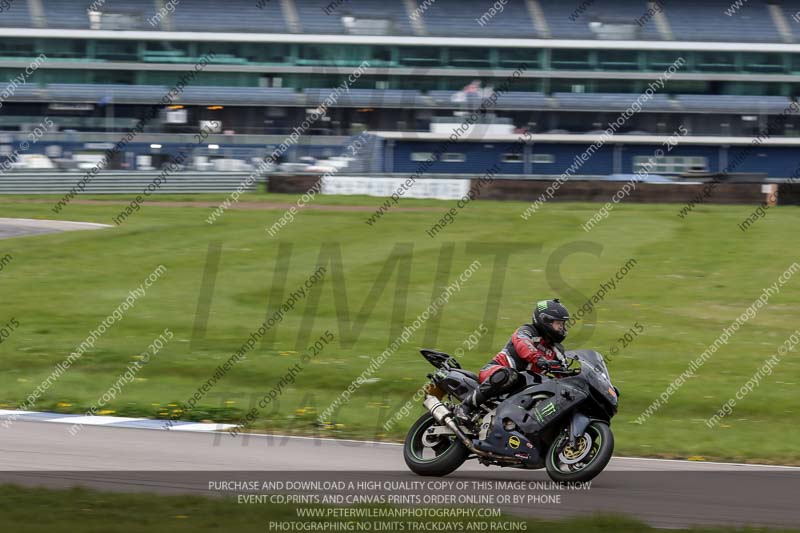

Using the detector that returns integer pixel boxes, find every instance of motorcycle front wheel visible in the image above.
[403,413,469,477]
[545,420,614,483]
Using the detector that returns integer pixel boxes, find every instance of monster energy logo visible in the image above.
[534,402,557,422]
[537,300,548,311]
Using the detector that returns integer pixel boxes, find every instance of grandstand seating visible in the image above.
[0,1,795,140]
[663,0,780,43]
[184,86,301,105]
[45,0,94,29]
[0,0,33,27]
[7,84,794,116]
[420,0,537,38]
[293,0,413,35]
[0,0,785,43]
[40,84,302,106]
[45,0,158,30]
[169,0,286,33]
[675,94,792,114]
[45,84,168,103]
[539,0,662,41]
[552,92,674,112]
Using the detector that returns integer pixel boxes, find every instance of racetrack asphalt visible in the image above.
[0,419,797,529]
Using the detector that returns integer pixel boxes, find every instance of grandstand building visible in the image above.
[1,0,800,179]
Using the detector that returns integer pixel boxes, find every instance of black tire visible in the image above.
[545,421,614,483]
[403,413,469,477]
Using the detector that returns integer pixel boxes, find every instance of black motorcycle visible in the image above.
[403,349,619,482]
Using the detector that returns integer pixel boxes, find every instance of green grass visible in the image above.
[0,485,795,533]
[0,193,798,463]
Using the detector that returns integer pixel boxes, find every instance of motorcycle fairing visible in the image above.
[473,430,542,466]
[474,378,590,459]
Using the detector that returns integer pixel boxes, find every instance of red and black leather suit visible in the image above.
[464,324,565,411]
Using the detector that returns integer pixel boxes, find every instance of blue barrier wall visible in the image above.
[386,140,800,178]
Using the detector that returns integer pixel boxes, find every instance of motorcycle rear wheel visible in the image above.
[403,413,469,477]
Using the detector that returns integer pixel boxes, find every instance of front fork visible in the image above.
[568,412,592,447]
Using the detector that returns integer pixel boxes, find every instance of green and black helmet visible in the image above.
[532,298,570,343]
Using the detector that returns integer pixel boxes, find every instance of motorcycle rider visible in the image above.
[454,299,570,421]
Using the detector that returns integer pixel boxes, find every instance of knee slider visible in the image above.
[489,367,518,391]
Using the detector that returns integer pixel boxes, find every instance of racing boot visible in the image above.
[453,389,485,423]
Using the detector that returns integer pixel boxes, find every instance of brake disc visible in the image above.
[558,433,593,464]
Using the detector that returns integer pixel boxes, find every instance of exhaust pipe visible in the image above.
[423,395,519,463]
